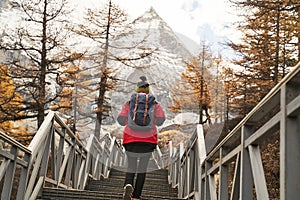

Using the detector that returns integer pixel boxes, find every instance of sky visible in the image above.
[0,0,242,59]
[75,0,242,58]
[117,0,239,43]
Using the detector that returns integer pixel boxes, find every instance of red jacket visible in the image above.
[117,98,166,145]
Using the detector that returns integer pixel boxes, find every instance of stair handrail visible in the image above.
[24,111,92,200]
[151,145,165,169]
[0,110,125,200]
[0,131,32,200]
[85,132,125,181]
[167,124,206,199]
[167,140,183,188]
[169,62,300,199]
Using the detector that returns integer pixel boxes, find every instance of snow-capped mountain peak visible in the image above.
[133,7,172,31]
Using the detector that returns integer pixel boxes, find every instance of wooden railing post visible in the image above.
[218,147,228,200]
[240,125,254,200]
[280,83,300,199]
[1,146,17,200]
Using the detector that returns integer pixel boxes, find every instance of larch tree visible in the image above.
[227,0,299,119]
[210,55,227,124]
[0,64,31,144]
[72,0,153,137]
[220,66,239,126]
[0,0,83,129]
[169,43,214,125]
[229,0,299,82]
[0,65,22,123]
[50,53,83,133]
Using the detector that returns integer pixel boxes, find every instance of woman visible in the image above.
[117,76,166,200]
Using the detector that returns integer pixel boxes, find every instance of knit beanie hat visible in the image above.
[136,76,150,93]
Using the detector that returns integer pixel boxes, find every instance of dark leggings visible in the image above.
[124,152,151,199]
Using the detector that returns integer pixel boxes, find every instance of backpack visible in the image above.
[127,93,156,131]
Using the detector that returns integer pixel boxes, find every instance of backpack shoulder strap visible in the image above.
[132,93,139,122]
[143,94,149,125]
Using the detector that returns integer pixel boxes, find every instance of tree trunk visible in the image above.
[298,6,300,61]
[94,0,112,137]
[274,7,280,84]
[38,0,48,128]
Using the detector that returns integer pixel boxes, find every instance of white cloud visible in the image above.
[114,0,200,43]
[112,0,241,57]
[71,0,241,58]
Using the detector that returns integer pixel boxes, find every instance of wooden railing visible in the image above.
[0,111,125,200]
[1,63,299,200]
[0,130,31,200]
[168,124,206,199]
[152,145,166,169]
[168,62,300,199]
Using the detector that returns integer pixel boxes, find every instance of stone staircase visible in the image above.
[41,168,182,200]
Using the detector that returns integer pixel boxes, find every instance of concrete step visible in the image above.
[41,168,180,199]
[85,168,178,198]
[87,180,177,192]
[42,187,182,200]
[86,184,178,197]
[87,175,170,187]
[110,167,169,177]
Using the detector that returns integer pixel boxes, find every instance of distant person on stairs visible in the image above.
[117,76,166,200]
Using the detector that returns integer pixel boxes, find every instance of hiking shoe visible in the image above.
[123,184,133,200]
